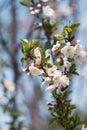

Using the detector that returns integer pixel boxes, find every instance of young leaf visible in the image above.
[20,0,30,6]
[49,117,58,124]
[51,22,62,31]
[20,38,30,49]
[40,49,46,62]
[67,64,79,77]
[63,26,72,34]
[53,34,64,41]
[45,41,50,50]
[70,22,80,32]
[20,38,39,52]
[31,39,40,46]
[21,57,25,64]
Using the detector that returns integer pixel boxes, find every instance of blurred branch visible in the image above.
[0,34,12,57]
[20,78,43,130]
[69,0,78,22]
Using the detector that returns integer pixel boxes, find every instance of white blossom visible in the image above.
[63,57,67,61]
[61,44,74,57]
[30,11,35,15]
[64,60,71,68]
[60,75,69,88]
[38,22,42,27]
[34,47,41,58]
[66,42,71,46]
[35,57,41,65]
[77,51,87,62]
[34,47,41,65]
[46,85,56,91]
[53,72,62,86]
[41,77,51,88]
[3,79,15,92]
[43,6,56,24]
[56,58,61,63]
[22,67,28,72]
[27,72,30,76]
[37,4,41,8]
[74,44,83,54]
[52,42,60,52]
[45,49,51,63]
[76,40,80,44]
[43,6,55,17]
[34,9,40,14]
[29,64,43,76]
[47,65,60,77]
[29,6,40,14]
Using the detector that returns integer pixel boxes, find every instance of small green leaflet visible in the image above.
[20,0,30,6]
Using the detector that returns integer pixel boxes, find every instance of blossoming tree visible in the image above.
[0,0,87,130]
[20,0,87,130]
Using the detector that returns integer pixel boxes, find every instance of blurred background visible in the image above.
[0,0,87,130]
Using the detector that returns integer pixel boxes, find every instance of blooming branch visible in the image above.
[20,0,87,130]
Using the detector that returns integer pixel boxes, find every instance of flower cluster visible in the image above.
[28,0,56,24]
[61,41,86,62]
[22,39,86,93]
[29,3,41,14]
[43,5,56,24]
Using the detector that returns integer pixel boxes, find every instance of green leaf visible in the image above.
[67,64,79,77]
[9,109,22,117]
[70,64,76,72]
[45,55,50,62]
[70,22,80,32]
[61,23,80,38]
[18,121,24,129]
[51,22,62,31]
[49,117,58,124]
[20,38,39,52]
[43,19,52,29]
[68,104,76,112]
[40,49,46,62]
[31,39,40,45]
[20,1,30,6]
[52,90,59,98]
[53,34,64,41]
[21,45,24,53]
[63,26,72,34]
[74,115,83,126]
[21,57,25,64]
[20,38,30,49]
[56,109,62,116]
[68,57,74,62]
[45,41,50,50]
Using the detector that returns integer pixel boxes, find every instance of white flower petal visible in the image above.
[77,51,87,62]
[43,6,55,17]
[46,85,55,91]
[29,64,43,76]
[34,47,41,58]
